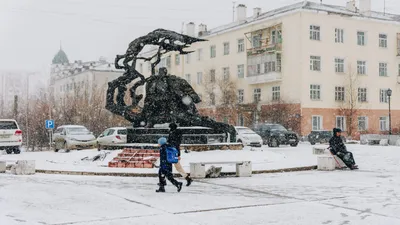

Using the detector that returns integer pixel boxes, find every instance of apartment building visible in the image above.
[137,0,400,137]
[49,49,123,103]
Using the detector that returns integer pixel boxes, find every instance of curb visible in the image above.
[32,165,317,177]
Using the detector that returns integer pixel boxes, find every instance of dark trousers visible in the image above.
[158,166,179,187]
[336,151,356,168]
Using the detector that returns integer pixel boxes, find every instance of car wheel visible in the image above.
[97,143,101,151]
[310,142,316,145]
[64,142,70,153]
[13,148,21,154]
[6,148,13,154]
[290,142,299,147]
[270,138,279,148]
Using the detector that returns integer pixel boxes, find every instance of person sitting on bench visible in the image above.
[329,128,358,170]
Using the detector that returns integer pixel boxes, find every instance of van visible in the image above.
[0,119,22,154]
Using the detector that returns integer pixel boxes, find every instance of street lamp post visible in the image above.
[387,89,392,135]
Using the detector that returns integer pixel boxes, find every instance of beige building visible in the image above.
[137,0,400,137]
[49,49,123,103]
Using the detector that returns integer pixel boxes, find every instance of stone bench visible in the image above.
[10,160,36,175]
[0,161,6,173]
[317,155,347,171]
[190,161,252,178]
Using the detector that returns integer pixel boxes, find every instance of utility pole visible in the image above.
[0,74,4,117]
[26,74,30,150]
[232,1,236,22]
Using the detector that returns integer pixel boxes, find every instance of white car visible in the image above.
[53,125,97,152]
[235,126,263,147]
[0,119,22,154]
[97,127,127,150]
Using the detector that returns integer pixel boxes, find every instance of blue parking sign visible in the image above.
[45,120,55,129]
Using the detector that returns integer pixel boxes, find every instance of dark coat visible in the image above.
[329,128,347,155]
[168,128,183,156]
[159,144,172,171]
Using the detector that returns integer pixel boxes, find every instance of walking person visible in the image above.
[156,137,183,193]
[329,128,358,170]
[168,123,193,186]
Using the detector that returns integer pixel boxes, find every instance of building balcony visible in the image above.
[246,71,282,85]
[247,42,282,56]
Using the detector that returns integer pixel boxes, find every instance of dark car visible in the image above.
[252,123,299,148]
[308,130,346,145]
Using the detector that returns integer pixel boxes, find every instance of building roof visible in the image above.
[52,48,69,64]
[204,1,400,37]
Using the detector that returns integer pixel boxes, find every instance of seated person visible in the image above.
[329,128,358,170]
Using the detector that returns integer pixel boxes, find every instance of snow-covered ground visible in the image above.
[0,143,320,173]
[1,144,400,224]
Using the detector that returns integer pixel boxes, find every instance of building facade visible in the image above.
[49,49,123,104]
[137,0,400,138]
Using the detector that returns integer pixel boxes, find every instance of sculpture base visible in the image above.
[126,127,228,145]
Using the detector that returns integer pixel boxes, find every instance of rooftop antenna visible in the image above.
[59,40,62,50]
[232,1,236,22]
[181,22,184,34]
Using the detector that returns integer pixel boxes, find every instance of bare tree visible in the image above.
[260,99,301,133]
[201,68,217,107]
[338,64,360,138]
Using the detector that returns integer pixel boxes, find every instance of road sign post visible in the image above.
[45,120,54,150]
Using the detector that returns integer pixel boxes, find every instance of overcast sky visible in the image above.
[0,0,398,72]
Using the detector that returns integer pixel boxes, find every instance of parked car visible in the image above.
[253,123,299,148]
[308,130,346,145]
[234,126,263,147]
[97,127,127,150]
[0,119,22,154]
[53,125,96,152]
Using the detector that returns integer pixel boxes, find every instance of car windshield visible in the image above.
[236,128,256,134]
[268,125,287,131]
[0,121,18,129]
[117,129,127,135]
[67,127,90,134]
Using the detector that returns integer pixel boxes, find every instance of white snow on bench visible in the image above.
[190,161,252,178]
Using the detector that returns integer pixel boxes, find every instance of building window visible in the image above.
[237,39,245,53]
[358,116,368,131]
[166,56,171,68]
[310,56,321,71]
[272,86,280,101]
[197,72,203,85]
[148,62,151,72]
[197,49,203,61]
[185,54,191,64]
[256,64,261,74]
[185,74,191,84]
[335,86,345,101]
[237,64,244,78]
[264,61,276,73]
[252,34,262,48]
[335,58,345,73]
[310,25,320,41]
[238,114,244,126]
[310,84,321,100]
[357,31,366,46]
[336,116,346,131]
[379,63,388,76]
[358,88,367,102]
[276,53,282,72]
[312,116,322,131]
[398,64,400,76]
[210,93,215,106]
[223,42,230,55]
[357,61,366,75]
[380,117,389,131]
[210,45,216,58]
[238,89,244,104]
[253,88,261,103]
[380,89,389,103]
[379,34,387,48]
[223,67,230,80]
[335,28,344,43]
[210,69,216,82]
[175,54,180,65]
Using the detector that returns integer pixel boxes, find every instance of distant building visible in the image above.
[137,0,400,137]
[49,48,124,104]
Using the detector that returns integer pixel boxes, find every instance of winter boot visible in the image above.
[156,186,165,193]
[176,182,183,192]
[351,164,359,170]
[185,176,193,187]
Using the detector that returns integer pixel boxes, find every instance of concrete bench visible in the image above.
[0,161,6,173]
[190,161,252,178]
[317,155,347,171]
